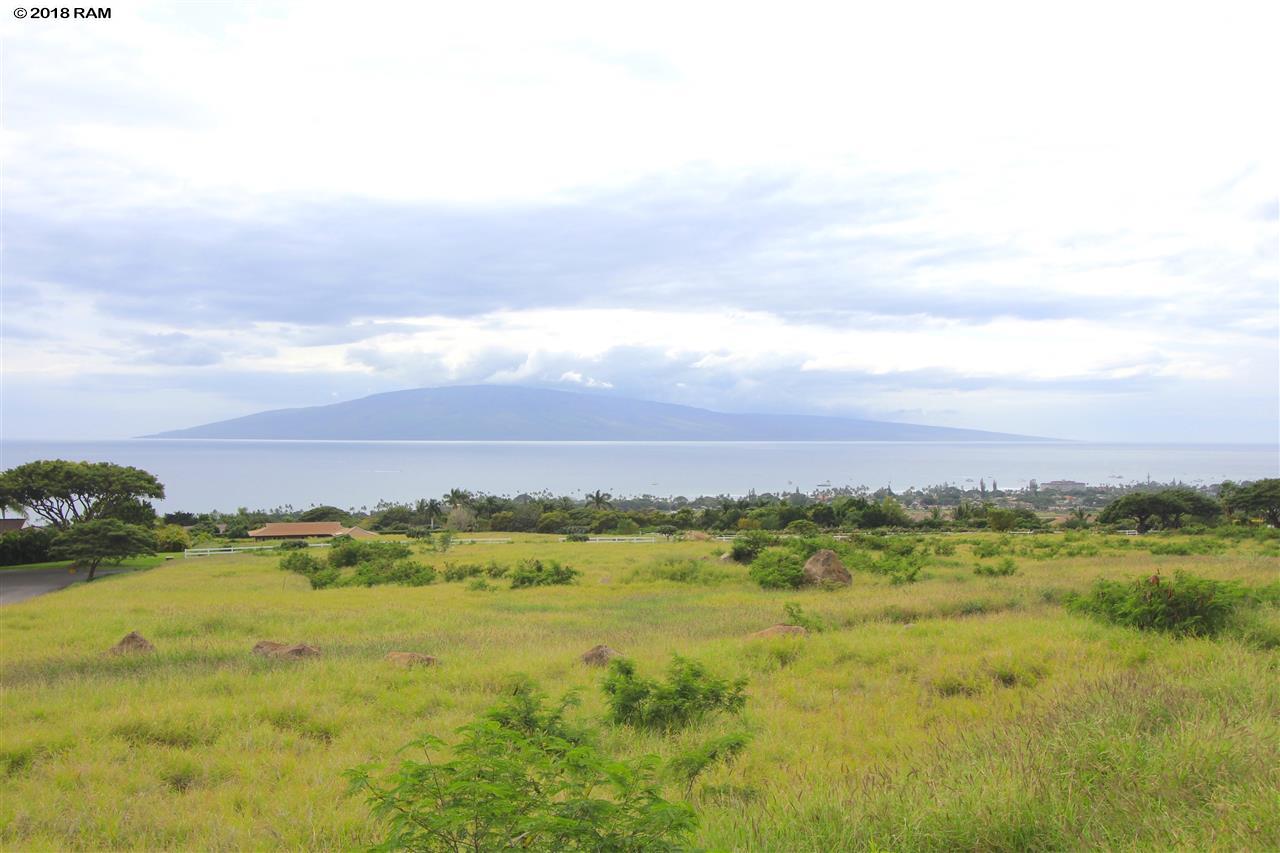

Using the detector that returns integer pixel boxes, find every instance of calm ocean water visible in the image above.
[1,440,1276,512]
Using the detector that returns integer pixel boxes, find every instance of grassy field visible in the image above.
[1,532,1277,851]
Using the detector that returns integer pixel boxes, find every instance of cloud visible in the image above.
[1,0,1276,442]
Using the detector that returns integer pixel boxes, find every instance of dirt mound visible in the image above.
[253,640,320,659]
[385,651,438,667]
[580,644,621,666]
[108,631,155,655]
[685,531,712,541]
[803,549,851,586]
[748,624,808,639]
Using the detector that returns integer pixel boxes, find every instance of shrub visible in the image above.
[748,548,805,589]
[971,539,1009,559]
[1067,571,1246,637]
[784,519,821,535]
[276,539,308,551]
[328,539,412,568]
[630,557,734,585]
[0,526,56,566]
[974,557,1018,577]
[279,551,324,576]
[442,562,484,582]
[602,656,747,732]
[730,530,775,562]
[783,602,826,633]
[564,532,590,542]
[346,684,697,851]
[347,559,437,588]
[483,560,508,578]
[509,559,579,588]
[153,524,191,553]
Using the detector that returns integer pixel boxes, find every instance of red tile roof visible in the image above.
[247,522,378,538]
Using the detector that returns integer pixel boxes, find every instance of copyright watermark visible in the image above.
[13,7,111,18]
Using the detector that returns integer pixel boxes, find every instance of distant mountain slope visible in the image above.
[144,385,1046,441]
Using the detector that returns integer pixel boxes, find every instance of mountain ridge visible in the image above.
[143,385,1051,442]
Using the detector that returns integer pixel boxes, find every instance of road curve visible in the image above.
[0,567,120,606]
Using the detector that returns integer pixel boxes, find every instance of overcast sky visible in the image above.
[2,1,1277,441]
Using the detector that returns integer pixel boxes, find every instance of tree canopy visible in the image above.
[1098,489,1221,532]
[50,519,156,581]
[0,460,165,530]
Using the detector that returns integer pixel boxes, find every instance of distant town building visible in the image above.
[0,518,30,533]
[247,522,379,540]
[1044,480,1087,488]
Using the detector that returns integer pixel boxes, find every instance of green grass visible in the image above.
[0,532,1276,850]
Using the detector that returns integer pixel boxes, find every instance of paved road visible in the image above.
[0,567,122,606]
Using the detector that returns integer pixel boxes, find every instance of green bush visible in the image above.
[483,560,508,578]
[347,559,437,588]
[1067,571,1246,637]
[971,539,1009,559]
[346,683,697,851]
[602,656,747,732]
[0,527,56,566]
[328,538,412,568]
[630,557,734,585]
[153,524,191,553]
[279,551,325,576]
[564,532,590,542]
[508,559,579,588]
[276,539,308,551]
[974,557,1018,576]
[730,530,776,562]
[748,548,805,589]
[783,602,827,633]
[442,562,484,582]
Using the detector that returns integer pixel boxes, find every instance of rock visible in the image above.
[108,631,155,655]
[580,644,620,666]
[802,549,851,586]
[385,651,438,667]
[253,640,320,659]
[748,624,808,639]
[718,553,735,563]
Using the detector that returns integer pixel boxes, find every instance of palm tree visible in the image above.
[444,489,472,510]
[587,490,613,510]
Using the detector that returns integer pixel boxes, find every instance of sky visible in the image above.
[1,0,1277,442]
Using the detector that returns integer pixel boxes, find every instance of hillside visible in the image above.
[144,385,1044,441]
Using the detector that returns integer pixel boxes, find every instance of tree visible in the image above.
[1099,489,1220,532]
[586,489,613,510]
[0,460,165,531]
[444,488,472,510]
[299,505,349,523]
[1235,479,1280,526]
[50,519,155,581]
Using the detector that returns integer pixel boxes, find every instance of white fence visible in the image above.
[183,543,331,558]
[562,536,658,543]
[450,538,514,545]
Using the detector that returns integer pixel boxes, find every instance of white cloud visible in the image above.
[1,0,1276,440]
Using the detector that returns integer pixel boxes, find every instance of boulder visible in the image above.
[580,644,620,666]
[748,624,808,640]
[108,631,155,655]
[253,640,320,659]
[718,553,735,563]
[802,549,851,586]
[385,651,438,667]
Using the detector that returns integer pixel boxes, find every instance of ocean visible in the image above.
[1,440,1276,513]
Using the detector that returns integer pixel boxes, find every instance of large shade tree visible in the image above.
[0,460,165,530]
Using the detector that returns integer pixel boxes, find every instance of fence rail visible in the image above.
[184,543,331,557]
[561,536,658,543]
[450,538,514,545]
